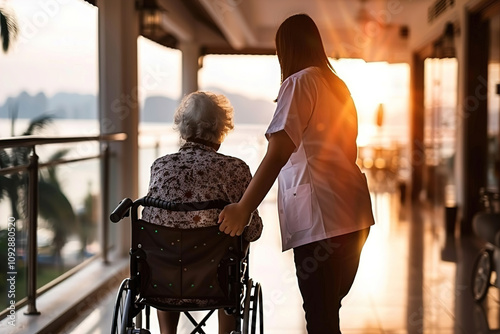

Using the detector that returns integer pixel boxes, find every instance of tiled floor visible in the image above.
[58,190,499,334]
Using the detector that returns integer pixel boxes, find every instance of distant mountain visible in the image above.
[0,92,97,120]
[0,91,49,120]
[50,92,98,119]
[0,89,276,124]
[207,87,275,125]
[141,95,178,123]
[141,88,275,124]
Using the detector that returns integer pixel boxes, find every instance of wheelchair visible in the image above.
[471,188,500,302]
[109,196,264,334]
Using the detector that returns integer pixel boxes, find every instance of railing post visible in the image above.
[101,143,110,264]
[25,147,40,315]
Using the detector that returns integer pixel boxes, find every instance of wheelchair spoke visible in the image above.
[111,279,148,334]
[242,279,264,334]
[471,249,493,302]
[111,279,128,334]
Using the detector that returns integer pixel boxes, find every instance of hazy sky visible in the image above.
[0,0,100,101]
[0,0,282,103]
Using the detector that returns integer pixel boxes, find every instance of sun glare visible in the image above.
[334,60,389,117]
[333,59,409,147]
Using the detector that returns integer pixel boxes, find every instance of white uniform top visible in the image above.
[266,66,375,251]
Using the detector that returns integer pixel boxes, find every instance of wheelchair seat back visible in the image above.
[131,219,243,310]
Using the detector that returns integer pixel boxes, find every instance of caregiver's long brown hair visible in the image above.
[275,13,359,163]
[275,13,351,104]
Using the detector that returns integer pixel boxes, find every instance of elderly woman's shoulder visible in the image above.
[150,152,181,166]
[214,151,250,169]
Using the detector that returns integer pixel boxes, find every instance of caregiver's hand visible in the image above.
[218,131,294,237]
[218,203,251,237]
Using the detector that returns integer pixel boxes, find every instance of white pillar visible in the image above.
[180,41,200,97]
[98,0,139,257]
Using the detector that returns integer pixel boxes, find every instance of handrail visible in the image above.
[0,132,127,316]
[0,155,104,176]
[0,133,127,149]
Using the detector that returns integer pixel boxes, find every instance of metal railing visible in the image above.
[0,133,126,316]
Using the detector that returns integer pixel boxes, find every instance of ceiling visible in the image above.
[95,0,439,63]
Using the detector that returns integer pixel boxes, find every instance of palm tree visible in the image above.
[0,6,18,53]
[77,183,96,259]
[0,111,76,269]
[38,149,77,267]
[0,109,54,220]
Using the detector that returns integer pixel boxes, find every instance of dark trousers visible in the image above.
[293,228,370,334]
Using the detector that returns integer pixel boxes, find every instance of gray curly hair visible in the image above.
[174,91,234,144]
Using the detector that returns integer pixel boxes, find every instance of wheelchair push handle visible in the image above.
[110,196,231,224]
[110,198,134,223]
[139,196,230,211]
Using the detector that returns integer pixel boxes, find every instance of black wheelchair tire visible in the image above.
[242,279,264,334]
[251,283,263,334]
[471,249,493,302]
[111,279,134,334]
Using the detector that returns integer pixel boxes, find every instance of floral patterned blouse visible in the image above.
[142,141,263,242]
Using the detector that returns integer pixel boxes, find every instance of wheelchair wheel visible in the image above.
[242,279,264,334]
[471,249,493,302]
[111,279,136,334]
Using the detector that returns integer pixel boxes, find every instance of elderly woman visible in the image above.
[141,91,263,334]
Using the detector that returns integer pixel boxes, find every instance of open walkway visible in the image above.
[51,190,498,333]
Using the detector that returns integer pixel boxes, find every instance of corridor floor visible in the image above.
[59,191,498,334]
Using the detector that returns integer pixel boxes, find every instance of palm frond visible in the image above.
[0,149,11,168]
[49,149,70,162]
[0,175,10,201]
[1,175,22,219]
[41,148,70,187]
[38,181,76,231]
[0,11,10,52]
[0,8,18,53]
[12,146,30,166]
[23,115,54,136]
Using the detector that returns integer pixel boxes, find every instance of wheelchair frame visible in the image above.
[471,189,500,302]
[109,196,264,334]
